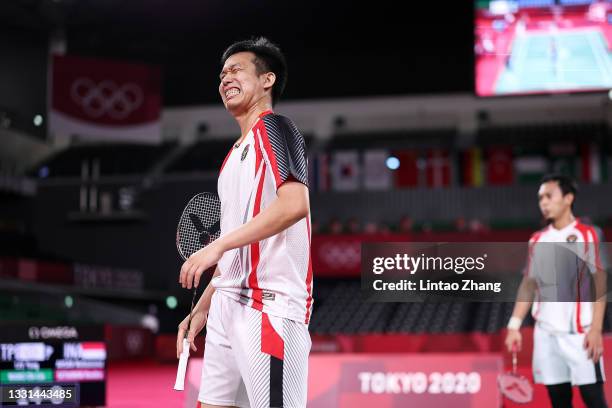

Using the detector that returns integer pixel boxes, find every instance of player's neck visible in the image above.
[234,101,273,142]
[551,212,575,230]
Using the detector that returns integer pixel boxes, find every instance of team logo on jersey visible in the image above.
[566,234,578,242]
[241,144,250,162]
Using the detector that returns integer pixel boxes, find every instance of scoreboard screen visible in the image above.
[0,325,106,407]
[475,0,612,96]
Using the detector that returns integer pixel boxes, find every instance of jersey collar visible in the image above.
[258,109,274,118]
[550,219,577,233]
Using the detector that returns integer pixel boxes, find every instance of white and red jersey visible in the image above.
[213,110,314,324]
[526,219,603,334]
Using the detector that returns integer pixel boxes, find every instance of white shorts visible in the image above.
[533,324,605,386]
[198,291,311,408]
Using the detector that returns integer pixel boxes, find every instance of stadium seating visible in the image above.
[308,279,612,335]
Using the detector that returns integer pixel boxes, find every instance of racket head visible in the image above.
[176,192,221,261]
[497,372,534,403]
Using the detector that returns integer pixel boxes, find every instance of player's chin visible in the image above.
[225,99,244,112]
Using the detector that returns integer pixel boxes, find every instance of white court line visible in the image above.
[587,30,612,85]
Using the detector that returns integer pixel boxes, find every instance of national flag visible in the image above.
[425,148,451,188]
[580,143,606,183]
[49,55,162,143]
[363,149,392,190]
[308,153,331,191]
[13,343,51,362]
[486,146,513,185]
[549,143,577,178]
[461,147,484,187]
[393,150,420,188]
[330,150,360,191]
[514,156,549,184]
[80,342,107,360]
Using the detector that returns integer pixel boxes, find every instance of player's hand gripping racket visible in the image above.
[174,192,221,391]
[497,344,533,403]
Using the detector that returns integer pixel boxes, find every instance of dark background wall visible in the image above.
[0,27,48,139]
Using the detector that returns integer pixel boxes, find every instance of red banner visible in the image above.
[487,146,513,185]
[50,55,161,142]
[308,353,502,407]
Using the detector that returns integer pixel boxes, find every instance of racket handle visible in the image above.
[173,338,190,391]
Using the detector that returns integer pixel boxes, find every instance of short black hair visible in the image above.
[541,173,578,206]
[221,37,287,106]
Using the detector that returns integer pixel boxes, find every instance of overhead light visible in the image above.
[33,115,43,127]
[166,296,178,310]
[64,295,74,308]
[386,156,400,170]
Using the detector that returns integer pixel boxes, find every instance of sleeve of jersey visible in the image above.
[261,115,309,190]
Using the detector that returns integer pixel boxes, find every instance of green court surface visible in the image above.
[496,28,612,94]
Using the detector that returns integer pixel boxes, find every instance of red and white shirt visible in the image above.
[526,219,603,334]
[213,110,314,324]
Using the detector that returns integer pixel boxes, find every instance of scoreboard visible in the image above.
[0,325,106,407]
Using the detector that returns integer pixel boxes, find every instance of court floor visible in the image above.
[107,361,184,407]
[496,28,612,94]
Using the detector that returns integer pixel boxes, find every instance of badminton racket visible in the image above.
[497,344,533,403]
[174,192,221,391]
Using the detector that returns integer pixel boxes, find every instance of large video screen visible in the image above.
[0,325,106,407]
[475,0,612,96]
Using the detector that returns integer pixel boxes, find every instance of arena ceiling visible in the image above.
[0,0,474,105]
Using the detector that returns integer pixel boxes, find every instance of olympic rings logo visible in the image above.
[318,242,361,269]
[70,78,144,119]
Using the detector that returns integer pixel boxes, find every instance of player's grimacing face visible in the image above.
[219,52,269,112]
[538,181,572,221]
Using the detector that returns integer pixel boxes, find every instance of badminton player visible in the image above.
[505,174,607,407]
[177,37,312,408]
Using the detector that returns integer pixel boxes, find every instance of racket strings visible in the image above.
[177,193,221,260]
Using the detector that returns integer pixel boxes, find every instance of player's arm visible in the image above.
[585,287,606,362]
[504,275,537,352]
[176,266,220,356]
[215,180,308,249]
[193,266,221,314]
[179,181,308,289]
[591,271,607,331]
[584,237,607,362]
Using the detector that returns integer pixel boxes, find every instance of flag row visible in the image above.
[308,144,610,192]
